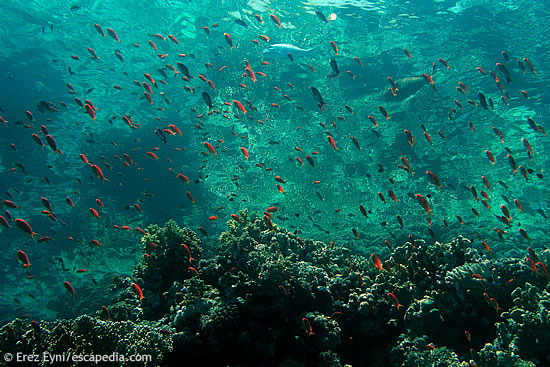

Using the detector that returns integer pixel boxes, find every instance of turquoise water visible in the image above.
[0,0,548,360]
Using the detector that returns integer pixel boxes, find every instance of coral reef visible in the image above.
[1,214,548,366]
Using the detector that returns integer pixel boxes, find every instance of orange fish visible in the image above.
[404,129,414,147]
[93,24,105,36]
[204,142,217,155]
[17,250,31,267]
[181,243,195,263]
[15,219,37,238]
[270,14,282,28]
[168,34,179,45]
[387,292,403,310]
[91,164,108,181]
[330,41,338,55]
[240,147,249,160]
[224,33,234,49]
[426,171,442,189]
[64,281,75,296]
[327,135,338,150]
[378,106,389,120]
[232,100,247,114]
[368,115,378,127]
[415,194,432,215]
[89,208,100,219]
[131,283,144,301]
[371,254,383,272]
[485,150,496,165]
[106,28,120,42]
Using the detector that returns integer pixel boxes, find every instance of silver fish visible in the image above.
[263,44,317,59]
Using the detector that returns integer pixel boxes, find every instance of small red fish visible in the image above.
[485,150,496,165]
[131,283,144,301]
[330,41,338,55]
[270,14,282,28]
[232,100,247,115]
[17,250,31,267]
[15,219,38,238]
[327,135,338,150]
[378,106,389,120]
[240,147,249,160]
[224,33,234,49]
[415,194,432,215]
[204,142,217,155]
[106,28,120,42]
[371,254,383,272]
[64,281,75,296]
[387,292,403,310]
[89,208,100,219]
[93,24,105,36]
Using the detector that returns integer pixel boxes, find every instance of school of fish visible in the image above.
[0,1,548,322]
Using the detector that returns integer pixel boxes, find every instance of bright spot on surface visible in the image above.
[329,13,337,20]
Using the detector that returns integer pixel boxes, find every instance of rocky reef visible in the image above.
[1,212,548,366]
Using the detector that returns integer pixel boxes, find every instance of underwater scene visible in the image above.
[0,0,549,365]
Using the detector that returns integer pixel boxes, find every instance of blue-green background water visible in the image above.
[0,0,548,324]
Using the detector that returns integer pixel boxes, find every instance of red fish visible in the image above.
[45,135,62,154]
[368,115,378,127]
[15,219,37,238]
[131,283,144,301]
[378,106,389,120]
[204,142,217,155]
[371,254,383,272]
[485,150,496,165]
[387,292,403,310]
[403,49,412,59]
[181,243,195,263]
[514,199,522,212]
[232,100,247,114]
[186,191,195,203]
[40,197,53,211]
[224,33,234,49]
[482,176,490,190]
[93,24,105,36]
[240,147,249,160]
[523,58,537,74]
[168,34,179,45]
[404,129,414,147]
[90,164,108,181]
[270,14,282,28]
[426,171,442,189]
[64,281,75,296]
[17,250,31,267]
[327,135,338,150]
[89,208,100,219]
[330,41,338,55]
[106,28,120,42]
[415,194,432,215]
[350,136,361,150]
